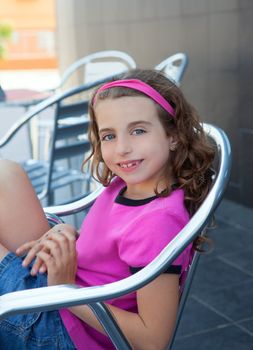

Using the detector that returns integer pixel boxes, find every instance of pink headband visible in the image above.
[92,79,175,117]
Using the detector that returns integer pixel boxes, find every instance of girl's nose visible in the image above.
[115,137,132,156]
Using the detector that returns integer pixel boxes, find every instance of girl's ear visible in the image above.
[169,137,178,151]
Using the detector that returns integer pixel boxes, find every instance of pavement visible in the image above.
[173,198,253,350]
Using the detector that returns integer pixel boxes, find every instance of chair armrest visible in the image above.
[44,185,104,216]
[0,156,232,319]
[0,215,214,320]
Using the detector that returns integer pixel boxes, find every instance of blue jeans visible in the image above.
[0,252,76,349]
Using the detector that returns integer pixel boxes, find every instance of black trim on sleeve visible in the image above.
[130,265,182,275]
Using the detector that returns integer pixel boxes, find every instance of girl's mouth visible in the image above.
[118,160,143,169]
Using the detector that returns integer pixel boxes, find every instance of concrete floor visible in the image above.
[173,199,253,350]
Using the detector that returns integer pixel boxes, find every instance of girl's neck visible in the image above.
[123,188,155,200]
[123,178,170,200]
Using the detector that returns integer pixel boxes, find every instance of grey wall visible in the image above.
[56,0,253,208]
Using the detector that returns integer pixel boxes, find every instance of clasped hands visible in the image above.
[16,224,78,286]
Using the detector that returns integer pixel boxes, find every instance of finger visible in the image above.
[50,230,76,253]
[46,231,70,255]
[36,250,62,286]
[36,250,55,271]
[42,239,63,261]
[16,240,37,256]
[39,263,47,274]
[42,237,75,273]
[60,231,77,260]
[22,241,43,267]
[60,230,77,243]
[30,254,47,276]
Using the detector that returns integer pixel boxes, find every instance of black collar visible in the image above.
[115,187,157,206]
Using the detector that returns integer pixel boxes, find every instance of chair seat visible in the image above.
[21,159,89,199]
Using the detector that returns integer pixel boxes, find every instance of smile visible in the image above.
[118,160,143,169]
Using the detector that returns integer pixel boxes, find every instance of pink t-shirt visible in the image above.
[60,177,192,349]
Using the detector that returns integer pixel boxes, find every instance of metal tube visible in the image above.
[88,303,132,350]
[0,124,232,350]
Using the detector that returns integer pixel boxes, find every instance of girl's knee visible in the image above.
[0,159,25,176]
[0,160,28,188]
[0,159,22,171]
[0,242,9,262]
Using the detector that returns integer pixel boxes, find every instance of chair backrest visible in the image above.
[0,77,115,150]
[0,77,116,205]
[44,123,231,348]
[0,124,231,348]
[43,96,90,203]
[155,53,189,86]
[56,50,137,90]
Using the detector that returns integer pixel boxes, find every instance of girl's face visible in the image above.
[94,96,176,199]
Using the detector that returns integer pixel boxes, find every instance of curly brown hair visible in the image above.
[83,69,215,219]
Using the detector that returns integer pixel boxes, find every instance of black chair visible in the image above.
[0,85,6,102]
[0,123,232,349]
[0,78,113,205]
[0,51,137,206]
[22,92,91,205]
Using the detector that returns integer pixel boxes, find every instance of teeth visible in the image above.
[120,162,135,168]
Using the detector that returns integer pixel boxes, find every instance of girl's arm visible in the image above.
[69,274,179,350]
[27,229,179,350]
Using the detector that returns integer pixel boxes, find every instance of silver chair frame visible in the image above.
[55,50,137,90]
[0,77,117,205]
[155,52,189,86]
[0,123,231,349]
[0,78,114,150]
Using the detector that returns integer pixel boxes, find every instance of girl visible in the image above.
[0,69,214,350]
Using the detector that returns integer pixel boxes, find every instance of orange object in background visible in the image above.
[0,0,58,70]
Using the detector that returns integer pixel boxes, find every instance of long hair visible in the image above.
[83,69,215,220]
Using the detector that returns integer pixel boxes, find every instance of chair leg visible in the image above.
[48,190,55,206]
[89,302,132,350]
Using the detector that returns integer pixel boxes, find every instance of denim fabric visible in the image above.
[0,252,76,349]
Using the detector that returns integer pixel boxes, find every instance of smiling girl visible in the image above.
[0,69,214,349]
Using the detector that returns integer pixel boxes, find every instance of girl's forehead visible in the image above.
[94,96,158,121]
[95,97,163,131]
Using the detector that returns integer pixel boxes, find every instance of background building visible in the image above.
[1,0,253,209]
[0,0,57,69]
[56,0,253,208]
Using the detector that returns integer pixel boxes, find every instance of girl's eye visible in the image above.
[132,128,146,135]
[101,134,115,141]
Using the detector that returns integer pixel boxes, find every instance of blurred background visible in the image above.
[1,0,252,208]
[1,2,253,349]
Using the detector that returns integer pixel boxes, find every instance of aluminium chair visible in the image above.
[53,50,136,91]
[0,77,115,206]
[0,123,231,349]
[155,52,189,86]
[0,51,136,206]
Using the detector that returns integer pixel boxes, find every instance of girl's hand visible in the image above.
[16,224,77,276]
[36,230,77,286]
